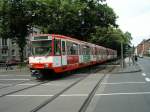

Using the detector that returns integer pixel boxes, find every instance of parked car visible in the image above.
[139,54,143,58]
[24,59,29,64]
[6,59,20,66]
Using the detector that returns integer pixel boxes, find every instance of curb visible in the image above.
[112,62,142,74]
[113,69,142,74]
[0,68,30,74]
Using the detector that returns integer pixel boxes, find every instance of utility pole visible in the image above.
[121,41,124,68]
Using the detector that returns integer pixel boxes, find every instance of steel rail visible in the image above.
[0,79,36,90]
[29,66,104,112]
[0,80,49,98]
[78,66,115,112]
[30,78,84,112]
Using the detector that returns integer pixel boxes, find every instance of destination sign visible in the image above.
[34,36,48,40]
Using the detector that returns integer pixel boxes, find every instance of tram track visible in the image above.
[29,65,114,112]
[0,65,103,98]
[0,65,100,97]
[0,64,115,112]
[79,66,115,112]
[0,79,36,90]
[30,78,85,112]
[0,80,50,98]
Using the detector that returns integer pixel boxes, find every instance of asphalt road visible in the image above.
[0,65,109,112]
[86,57,150,112]
[1,59,150,112]
[0,72,84,112]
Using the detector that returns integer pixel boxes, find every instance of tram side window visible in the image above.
[62,41,66,55]
[66,41,78,55]
[95,48,98,55]
[66,41,71,55]
[87,46,90,55]
[82,46,90,55]
[79,45,82,55]
[70,43,78,55]
[54,39,61,55]
[92,47,94,55]
[83,46,86,55]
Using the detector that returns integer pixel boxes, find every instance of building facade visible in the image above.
[137,39,150,56]
[0,27,41,62]
[0,38,20,62]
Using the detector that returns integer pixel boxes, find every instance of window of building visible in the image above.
[2,49,7,54]
[12,41,16,45]
[12,49,15,56]
[2,56,7,60]
[2,38,7,46]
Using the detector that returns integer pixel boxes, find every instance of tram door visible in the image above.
[61,40,67,66]
[53,38,61,67]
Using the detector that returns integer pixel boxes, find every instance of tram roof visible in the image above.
[32,34,115,51]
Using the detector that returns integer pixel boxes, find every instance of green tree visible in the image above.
[90,26,132,56]
[124,31,132,45]
[0,0,33,62]
[25,0,117,40]
[0,0,130,59]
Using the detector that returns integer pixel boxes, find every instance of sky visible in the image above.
[107,0,150,46]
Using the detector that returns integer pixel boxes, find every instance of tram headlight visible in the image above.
[45,63,49,68]
[29,63,33,67]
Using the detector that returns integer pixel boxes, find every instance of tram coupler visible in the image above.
[30,70,43,79]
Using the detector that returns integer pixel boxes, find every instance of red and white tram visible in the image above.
[29,34,117,78]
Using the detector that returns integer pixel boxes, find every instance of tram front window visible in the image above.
[31,40,52,56]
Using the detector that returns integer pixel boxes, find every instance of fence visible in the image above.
[0,62,29,72]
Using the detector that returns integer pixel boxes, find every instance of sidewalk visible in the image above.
[114,57,141,73]
[0,58,142,74]
[0,66,30,73]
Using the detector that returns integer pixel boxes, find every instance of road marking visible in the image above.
[61,94,88,97]
[142,73,146,76]
[18,83,64,86]
[62,92,150,96]
[0,84,12,86]
[6,94,87,97]
[0,79,30,81]
[40,83,65,86]
[0,83,34,86]
[15,75,30,76]
[96,92,150,96]
[18,84,37,86]
[0,75,29,77]
[145,77,150,82]
[102,82,146,85]
[0,83,65,86]
[0,75,9,76]
[5,92,150,97]
[7,95,54,97]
